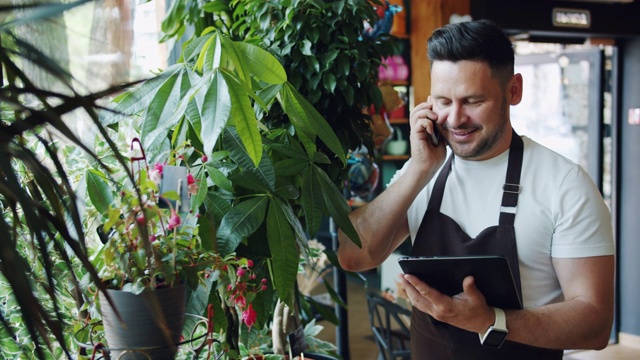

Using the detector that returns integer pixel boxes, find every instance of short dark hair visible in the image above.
[427,19,514,84]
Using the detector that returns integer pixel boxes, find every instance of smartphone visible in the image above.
[429,125,440,146]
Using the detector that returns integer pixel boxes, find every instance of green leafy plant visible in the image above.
[94,1,400,357]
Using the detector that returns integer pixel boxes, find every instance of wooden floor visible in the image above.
[314,271,640,360]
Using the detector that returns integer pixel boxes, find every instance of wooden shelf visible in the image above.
[382,155,410,161]
[389,118,408,124]
[379,80,409,87]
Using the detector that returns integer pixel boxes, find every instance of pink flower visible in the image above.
[149,235,157,243]
[235,294,246,308]
[201,155,208,163]
[167,209,181,230]
[187,173,199,195]
[242,304,257,328]
[149,163,165,186]
[154,163,165,173]
[247,259,254,268]
[237,268,245,277]
[261,285,267,291]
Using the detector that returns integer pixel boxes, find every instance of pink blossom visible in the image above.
[187,173,199,195]
[237,268,245,277]
[261,285,267,291]
[167,209,181,230]
[261,278,267,284]
[247,260,253,268]
[149,163,165,186]
[242,304,257,328]
[235,295,246,308]
[149,235,157,243]
[201,155,208,163]
[154,163,165,173]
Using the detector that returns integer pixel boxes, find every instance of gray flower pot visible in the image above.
[99,284,187,359]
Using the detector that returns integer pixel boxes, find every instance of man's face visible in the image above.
[430,60,520,161]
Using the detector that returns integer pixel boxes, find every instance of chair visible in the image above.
[366,290,412,360]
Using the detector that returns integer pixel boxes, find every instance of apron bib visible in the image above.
[409,131,563,359]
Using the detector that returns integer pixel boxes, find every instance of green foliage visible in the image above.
[0,1,133,356]
[102,30,360,309]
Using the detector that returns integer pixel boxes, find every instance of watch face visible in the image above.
[483,329,508,348]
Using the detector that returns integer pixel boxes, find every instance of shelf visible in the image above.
[389,118,408,124]
[382,155,410,161]
[380,80,409,87]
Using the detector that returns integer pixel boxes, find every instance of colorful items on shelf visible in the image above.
[379,55,409,82]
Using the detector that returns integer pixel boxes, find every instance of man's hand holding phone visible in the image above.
[408,97,446,174]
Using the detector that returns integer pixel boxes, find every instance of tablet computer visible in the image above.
[397,255,522,309]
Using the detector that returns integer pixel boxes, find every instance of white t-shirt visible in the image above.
[389,136,614,308]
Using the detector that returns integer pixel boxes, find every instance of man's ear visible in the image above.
[508,73,523,106]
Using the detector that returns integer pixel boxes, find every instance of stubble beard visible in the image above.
[448,100,509,160]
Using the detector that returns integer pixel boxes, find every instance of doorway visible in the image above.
[511,44,615,206]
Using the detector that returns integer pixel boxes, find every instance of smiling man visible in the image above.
[337,19,614,359]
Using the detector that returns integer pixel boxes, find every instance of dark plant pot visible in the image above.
[99,284,187,359]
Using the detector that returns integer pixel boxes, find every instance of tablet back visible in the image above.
[398,255,523,309]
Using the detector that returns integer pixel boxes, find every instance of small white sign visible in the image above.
[628,108,640,125]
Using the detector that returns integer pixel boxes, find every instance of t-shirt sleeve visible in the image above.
[551,165,615,258]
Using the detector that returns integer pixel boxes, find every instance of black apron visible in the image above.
[409,131,563,359]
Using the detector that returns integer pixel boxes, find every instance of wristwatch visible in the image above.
[479,307,508,348]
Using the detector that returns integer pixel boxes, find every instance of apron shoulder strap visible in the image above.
[499,130,524,226]
[427,154,454,212]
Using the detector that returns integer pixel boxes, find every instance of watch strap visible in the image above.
[479,307,509,347]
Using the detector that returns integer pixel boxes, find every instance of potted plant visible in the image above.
[84,139,272,359]
[93,0,399,357]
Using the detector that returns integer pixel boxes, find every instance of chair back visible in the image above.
[366,290,412,360]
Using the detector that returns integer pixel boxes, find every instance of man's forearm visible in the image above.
[505,298,613,350]
[337,166,434,271]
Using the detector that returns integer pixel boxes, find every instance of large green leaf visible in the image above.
[100,64,184,126]
[301,166,323,238]
[203,191,232,222]
[201,69,231,157]
[204,163,234,193]
[230,151,275,193]
[219,34,251,88]
[279,83,346,164]
[142,67,187,149]
[220,69,262,166]
[267,200,298,303]
[85,169,113,217]
[184,68,203,134]
[274,198,307,252]
[217,197,268,255]
[315,164,360,247]
[190,170,208,212]
[234,41,287,85]
[222,127,258,171]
